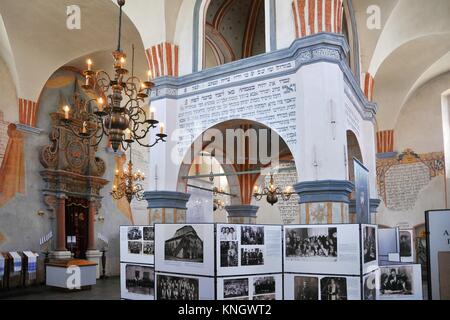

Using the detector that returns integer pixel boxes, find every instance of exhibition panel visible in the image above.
[155,272,216,300]
[283,273,362,300]
[361,224,379,274]
[154,224,215,277]
[216,224,283,276]
[120,226,155,265]
[376,264,423,300]
[120,263,155,300]
[216,273,283,300]
[378,227,400,265]
[283,224,362,275]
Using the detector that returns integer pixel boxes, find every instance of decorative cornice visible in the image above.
[152,33,376,121]
[225,205,259,218]
[294,180,354,204]
[370,198,381,213]
[143,191,191,210]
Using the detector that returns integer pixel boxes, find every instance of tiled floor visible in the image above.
[0,277,120,300]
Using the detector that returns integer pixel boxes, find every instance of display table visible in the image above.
[46,259,97,290]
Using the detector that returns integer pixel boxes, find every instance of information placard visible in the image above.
[120,226,155,265]
[284,273,362,300]
[155,272,215,300]
[155,224,215,276]
[120,263,155,300]
[283,224,361,275]
[217,273,283,300]
[216,224,282,276]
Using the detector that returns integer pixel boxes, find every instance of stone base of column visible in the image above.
[300,202,349,224]
[85,250,102,279]
[225,205,259,224]
[144,191,191,225]
[49,250,72,260]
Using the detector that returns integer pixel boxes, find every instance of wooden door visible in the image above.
[65,197,89,259]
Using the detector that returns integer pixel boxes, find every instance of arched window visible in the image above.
[203,0,266,69]
[342,0,360,81]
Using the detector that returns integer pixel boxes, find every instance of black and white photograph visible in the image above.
[219,226,238,241]
[223,278,249,298]
[380,266,414,296]
[128,241,143,254]
[125,264,154,296]
[294,276,319,300]
[157,274,199,300]
[285,227,338,259]
[143,227,154,241]
[241,248,264,266]
[143,241,154,255]
[220,241,238,267]
[253,276,275,295]
[253,294,276,300]
[241,226,264,245]
[320,277,348,300]
[399,230,413,258]
[363,273,376,300]
[363,226,377,263]
[128,227,142,240]
[164,225,204,263]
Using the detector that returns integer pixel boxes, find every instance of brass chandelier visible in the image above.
[253,174,294,206]
[60,0,166,152]
[111,144,144,203]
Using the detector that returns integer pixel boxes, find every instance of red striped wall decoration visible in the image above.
[363,72,375,101]
[292,0,344,38]
[145,42,179,78]
[376,130,394,154]
[18,98,38,127]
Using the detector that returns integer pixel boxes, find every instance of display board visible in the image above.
[378,227,400,265]
[283,224,361,275]
[120,226,155,265]
[399,229,414,263]
[361,224,379,274]
[354,159,370,224]
[155,272,215,300]
[120,263,155,300]
[426,210,450,300]
[155,224,215,276]
[284,273,362,300]
[376,264,423,300]
[217,274,283,300]
[216,224,282,276]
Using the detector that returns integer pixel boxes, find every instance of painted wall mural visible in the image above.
[376,149,445,211]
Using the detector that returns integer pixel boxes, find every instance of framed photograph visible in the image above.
[120,263,155,300]
[293,276,319,300]
[354,159,370,224]
[217,274,282,300]
[120,226,154,264]
[216,224,282,276]
[155,272,215,300]
[284,224,361,275]
[377,264,422,300]
[223,278,249,299]
[362,224,378,274]
[363,271,377,300]
[399,229,414,263]
[284,273,361,300]
[426,210,450,300]
[155,224,215,276]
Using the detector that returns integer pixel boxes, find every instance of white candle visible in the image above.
[125,128,131,140]
[87,59,92,71]
[159,123,164,135]
[63,105,70,119]
[149,107,155,120]
[147,70,152,81]
[120,57,126,68]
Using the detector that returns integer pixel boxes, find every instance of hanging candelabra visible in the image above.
[253,173,294,206]
[60,0,166,152]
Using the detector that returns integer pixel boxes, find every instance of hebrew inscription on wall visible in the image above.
[0,112,9,166]
[176,61,297,159]
[384,162,430,211]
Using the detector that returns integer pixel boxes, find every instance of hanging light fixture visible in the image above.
[60,0,166,152]
[253,173,294,206]
[111,143,145,203]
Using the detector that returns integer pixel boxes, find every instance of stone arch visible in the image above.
[346,129,363,183]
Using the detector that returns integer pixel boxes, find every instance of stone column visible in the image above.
[51,194,72,259]
[85,199,101,278]
[225,205,259,224]
[294,180,354,224]
[144,191,191,225]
